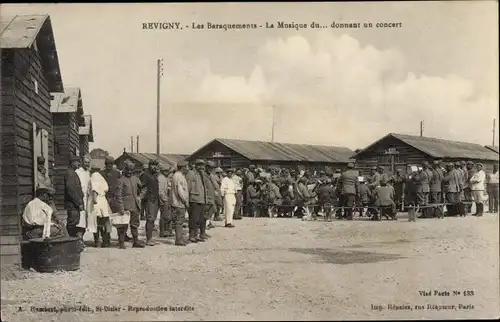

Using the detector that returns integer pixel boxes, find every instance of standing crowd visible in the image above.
[21,155,499,251]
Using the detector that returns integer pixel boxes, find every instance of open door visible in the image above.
[32,123,49,194]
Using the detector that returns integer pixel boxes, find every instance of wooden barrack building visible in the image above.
[0,14,64,268]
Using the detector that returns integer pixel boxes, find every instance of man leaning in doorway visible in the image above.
[140,159,160,246]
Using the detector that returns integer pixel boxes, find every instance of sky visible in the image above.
[2,2,498,157]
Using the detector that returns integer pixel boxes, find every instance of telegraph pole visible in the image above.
[136,135,139,153]
[271,105,276,142]
[157,58,163,156]
[493,119,496,146]
[130,136,134,153]
[420,120,424,137]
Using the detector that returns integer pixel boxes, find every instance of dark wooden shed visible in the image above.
[186,138,355,174]
[79,114,94,158]
[0,14,64,268]
[50,87,85,213]
[354,133,500,175]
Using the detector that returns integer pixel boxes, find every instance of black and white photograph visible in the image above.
[0,2,499,321]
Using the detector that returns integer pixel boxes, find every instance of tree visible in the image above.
[90,148,110,159]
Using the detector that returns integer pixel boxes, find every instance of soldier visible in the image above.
[116,160,146,248]
[337,162,359,220]
[233,169,244,220]
[205,160,218,229]
[99,156,121,247]
[442,162,461,217]
[373,179,397,220]
[487,164,499,213]
[64,156,85,247]
[413,162,431,218]
[169,160,190,246]
[140,160,160,246]
[186,159,209,243]
[470,163,486,217]
[454,161,466,216]
[464,161,476,213]
[430,160,444,218]
[158,165,173,237]
[379,166,391,186]
[391,169,406,211]
[246,180,262,217]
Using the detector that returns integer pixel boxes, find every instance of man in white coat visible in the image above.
[470,163,487,217]
[220,168,236,228]
[75,155,92,234]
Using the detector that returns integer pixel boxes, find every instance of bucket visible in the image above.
[30,236,81,273]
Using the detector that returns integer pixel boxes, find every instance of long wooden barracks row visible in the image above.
[0,14,95,269]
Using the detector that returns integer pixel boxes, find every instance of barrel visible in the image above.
[30,236,81,273]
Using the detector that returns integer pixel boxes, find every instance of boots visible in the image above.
[476,203,484,216]
[101,232,111,248]
[145,220,156,246]
[93,232,101,248]
[130,227,145,248]
[189,229,198,243]
[175,223,187,246]
[117,227,126,249]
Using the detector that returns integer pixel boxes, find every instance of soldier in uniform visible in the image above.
[454,161,466,216]
[140,160,160,246]
[337,162,359,220]
[391,169,406,211]
[186,159,209,243]
[430,160,444,218]
[464,161,476,213]
[116,160,146,248]
[64,156,85,245]
[158,165,173,237]
[442,162,461,217]
[412,162,431,217]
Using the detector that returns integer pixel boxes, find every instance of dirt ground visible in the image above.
[1,212,499,321]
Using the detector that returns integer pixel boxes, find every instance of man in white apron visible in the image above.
[88,169,113,247]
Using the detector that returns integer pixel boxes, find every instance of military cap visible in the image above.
[249,164,256,169]
[215,167,223,173]
[226,168,234,173]
[335,169,342,173]
[177,160,188,168]
[254,179,262,184]
[149,159,159,165]
[454,161,461,166]
[460,161,466,166]
[124,160,135,169]
[194,159,206,165]
[466,161,474,165]
[37,156,45,163]
[319,170,326,174]
[206,160,216,168]
[36,186,55,195]
[347,162,354,169]
[447,162,455,167]
[105,156,115,165]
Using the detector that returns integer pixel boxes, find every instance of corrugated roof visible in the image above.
[51,87,82,113]
[79,115,94,142]
[191,138,354,163]
[0,14,64,92]
[485,145,499,154]
[118,153,189,170]
[355,133,499,161]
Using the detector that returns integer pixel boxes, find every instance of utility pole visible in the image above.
[271,105,276,142]
[136,135,139,153]
[420,120,424,137]
[157,58,163,156]
[493,119,496,146]
[130,136,134,153]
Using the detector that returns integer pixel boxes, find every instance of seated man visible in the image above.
[373,179,397,220]
[22,187,67,240]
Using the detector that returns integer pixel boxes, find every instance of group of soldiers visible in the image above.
[21,155,499,254]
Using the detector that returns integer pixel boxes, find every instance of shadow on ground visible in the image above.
[288,248,405,264]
